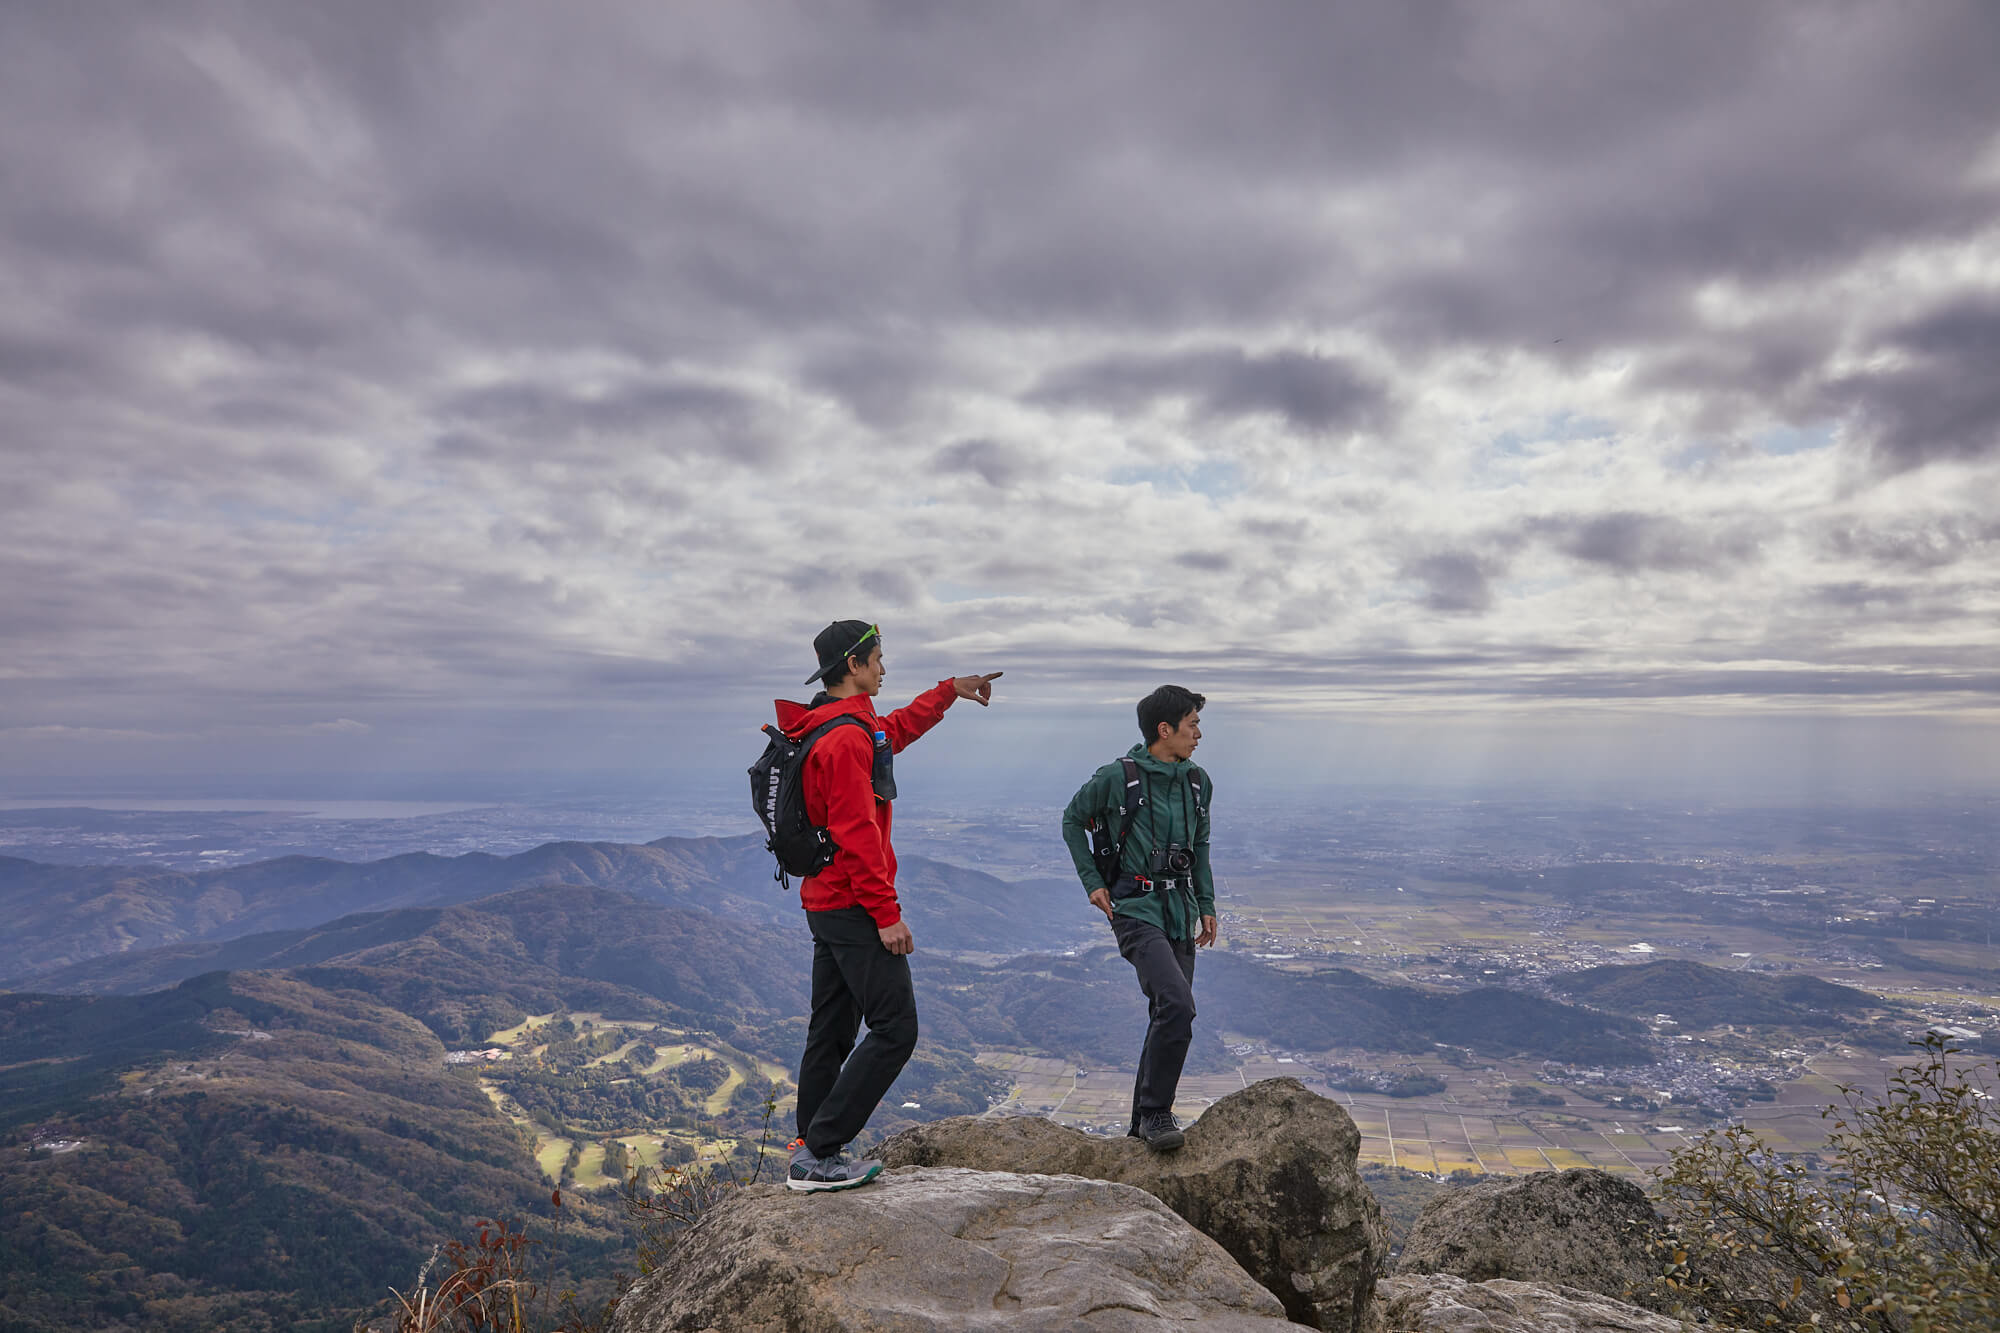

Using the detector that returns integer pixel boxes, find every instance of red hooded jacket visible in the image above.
[773,679,957,927]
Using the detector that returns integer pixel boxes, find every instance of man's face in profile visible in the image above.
[847,644,885,697]
[1156,709,1201,761]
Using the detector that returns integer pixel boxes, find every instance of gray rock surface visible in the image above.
[876,1077,1388,1331]
[607,1165,1296,1333]
[1396,1168,1669,1311]
[1380,1274,1695,1332]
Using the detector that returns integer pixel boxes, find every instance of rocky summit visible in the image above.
[876,1077,1389,1331]
[606,1165,1295,1332]
[608,1081,1711,1333]
[1395,1167,1670,1312]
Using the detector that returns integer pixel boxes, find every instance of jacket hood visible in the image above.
[775,692,878,740]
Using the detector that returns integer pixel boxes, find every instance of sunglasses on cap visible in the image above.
[803,623,881,684]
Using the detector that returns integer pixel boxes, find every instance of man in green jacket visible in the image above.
[1060,684,1215,1151]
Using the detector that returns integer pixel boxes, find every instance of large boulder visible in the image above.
[1396,1169,1668,1311]
[877,1077,1389,1331]
[607,1165,1295,1332]
[1379,1274,1695,1333]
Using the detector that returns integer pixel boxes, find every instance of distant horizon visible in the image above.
[8,747,2000,812]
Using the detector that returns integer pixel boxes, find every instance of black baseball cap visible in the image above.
[804,620,881,685]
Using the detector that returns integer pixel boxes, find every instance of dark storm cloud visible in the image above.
[7,4,1997,364]
[859,567,921,605]
[0,330,111,388]
[1818,297,2000,471]
[1530,513,1761,575]
[439,379,774,462]
[1401,552,1499,615]
[1239,516,1309,543]
[1812,582,1914,611]
[801,341,959,427]
[1031,347,1390,434]
[1173,550,1233,573]
[933,439,1029,488]
[1633,318,1832,423]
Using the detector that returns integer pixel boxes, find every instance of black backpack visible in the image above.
[1087,758,1206,889]
[748,715,874,887]
[1087,758,1146,888]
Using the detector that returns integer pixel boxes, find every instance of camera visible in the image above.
[1147,842,1193,877]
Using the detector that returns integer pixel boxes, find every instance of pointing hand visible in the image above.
[953,671,1003,706]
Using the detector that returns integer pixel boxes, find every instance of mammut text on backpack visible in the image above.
[748,716,872,886]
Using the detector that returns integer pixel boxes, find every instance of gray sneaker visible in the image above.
[1137,1110,1184,1153]
[786,1150,884,1193]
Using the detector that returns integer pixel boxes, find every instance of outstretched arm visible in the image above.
[878,680,954,751]
[878,672,1003,751]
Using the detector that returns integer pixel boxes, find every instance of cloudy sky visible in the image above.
[5,2,1999,798]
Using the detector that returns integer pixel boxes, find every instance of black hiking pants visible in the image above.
[796,906,918,1158]
[1112,911,1197,1129]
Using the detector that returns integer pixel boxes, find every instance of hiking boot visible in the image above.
[1136,1110,1184,1153]
[786,1149,884,1193]
[787,1138,815,1171]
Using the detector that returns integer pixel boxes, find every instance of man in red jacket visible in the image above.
[777,619,1001,1192]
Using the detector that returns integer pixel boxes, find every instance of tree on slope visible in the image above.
[1655,1032,1998,1332]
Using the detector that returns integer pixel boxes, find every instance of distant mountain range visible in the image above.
[0,835,1091,988]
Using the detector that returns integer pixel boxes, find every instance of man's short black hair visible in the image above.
[811,619,879,690]
[1137,684,1205,743]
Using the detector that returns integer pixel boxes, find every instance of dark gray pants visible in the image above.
[1112,913,1197,1128]
[796,907,918,1158]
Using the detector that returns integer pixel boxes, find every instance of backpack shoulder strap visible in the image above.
[801,713,873,751]
[1186,764,1207,809]
[1115,757,1147,838]
[1117,757,1144,817]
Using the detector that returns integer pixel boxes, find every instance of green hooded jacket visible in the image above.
[1060,743,1214,940]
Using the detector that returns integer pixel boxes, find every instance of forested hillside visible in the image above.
[1,970,607,1333]
[1554,959,1893,1029]
[0,884,1017,1332]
